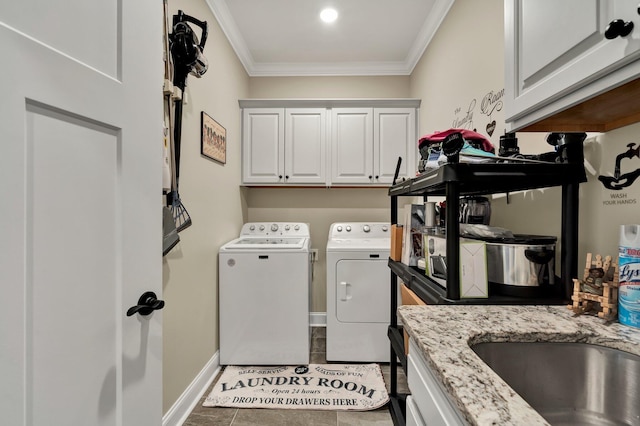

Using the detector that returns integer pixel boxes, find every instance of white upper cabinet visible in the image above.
[242,107,327,184]
[285,108,328,184]
[375,108,416,184]
[331,108,416,185]
[330,108,374,184]
[505,0,640,131]
[240,99,420,186]
[242,108,284,184]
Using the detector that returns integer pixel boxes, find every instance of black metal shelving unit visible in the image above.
[387,161,586,426]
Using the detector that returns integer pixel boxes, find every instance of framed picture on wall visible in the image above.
[201,111,226,164]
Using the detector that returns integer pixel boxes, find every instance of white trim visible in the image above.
[238,98,421,109]
[204,0,256,73]
[204,0,454,77]
[310,311,326,327]
[163,315,325,425]
[162,352,221,426]
[248,61,412,77]
[405,0,456,72]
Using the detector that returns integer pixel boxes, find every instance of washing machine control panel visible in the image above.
[240,222,310,237]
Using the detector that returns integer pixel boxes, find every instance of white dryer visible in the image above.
[326,222,391,362]
[219,222,311,365]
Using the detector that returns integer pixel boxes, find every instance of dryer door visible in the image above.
[335,259,388,323]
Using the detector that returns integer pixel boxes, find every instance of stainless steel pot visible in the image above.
[459,196,491,225]
[481,234,557,298]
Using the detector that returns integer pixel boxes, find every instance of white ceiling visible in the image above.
[205,0,455,76]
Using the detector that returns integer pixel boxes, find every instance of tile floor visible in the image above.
[183,327,409,425]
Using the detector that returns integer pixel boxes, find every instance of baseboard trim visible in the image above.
[162,351,221,426]
[163,313,325,425]
[310,311,326,327]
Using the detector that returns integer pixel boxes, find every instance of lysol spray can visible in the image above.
[619,224,640,329]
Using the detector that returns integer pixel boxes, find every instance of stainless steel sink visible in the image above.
[471,342,640,426]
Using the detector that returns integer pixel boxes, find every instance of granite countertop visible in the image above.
[398,305,640,426]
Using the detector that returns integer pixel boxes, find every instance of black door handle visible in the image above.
[127,291,165,316]
[605,19,634,39]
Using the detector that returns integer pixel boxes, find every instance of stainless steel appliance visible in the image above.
[480,234,557,297]
[459,196,491,225]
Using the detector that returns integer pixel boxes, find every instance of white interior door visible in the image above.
[0,1,163,425]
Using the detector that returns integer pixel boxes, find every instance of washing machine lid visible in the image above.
[222,236,309,250]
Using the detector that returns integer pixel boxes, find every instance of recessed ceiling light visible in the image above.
[320,8,338,23]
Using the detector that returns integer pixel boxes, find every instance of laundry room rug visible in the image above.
[203,364,389,411]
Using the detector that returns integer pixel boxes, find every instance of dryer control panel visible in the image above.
[329,222,390,240]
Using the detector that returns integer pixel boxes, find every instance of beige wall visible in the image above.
[162,0,640,415]
[408,0,566,261]
[246,188,399,314]
[410,0,640,275]
[163,0,249,413]
[246,76,414,313]
[249,76,411,98]
[579,124,640,258]
[406,0,561,267]
[495,126,640,266]
[410,0,505,148]
[490,127,640,273]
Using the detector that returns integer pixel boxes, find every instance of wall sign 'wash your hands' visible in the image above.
[598,143,640,191]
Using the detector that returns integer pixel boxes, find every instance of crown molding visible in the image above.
[238,98,422,108]
[248,61,413,77]
[405,0,456,72]
[205,0,454,77]
[204,0,257,71]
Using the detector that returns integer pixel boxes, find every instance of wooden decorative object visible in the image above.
[567,253,619,321]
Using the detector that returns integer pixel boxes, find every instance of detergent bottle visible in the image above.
[619,224,640,329]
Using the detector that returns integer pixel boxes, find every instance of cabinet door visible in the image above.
[330,108,373,184]
[242,108,284,184]
[505,0,640,124]
[408,340,466,426]
[374,108,416,184]
[284,108,327,184]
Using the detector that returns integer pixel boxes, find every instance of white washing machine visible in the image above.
[326,222,391,362]
[219,222,311,365]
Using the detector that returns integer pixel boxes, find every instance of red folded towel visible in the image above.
[418,128,495,153]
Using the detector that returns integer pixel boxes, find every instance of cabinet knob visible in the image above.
[375,175,379,179]
[605,19,634,39]
[279,175,283,179]
[285,175,289,179]
[369,175,373,179]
